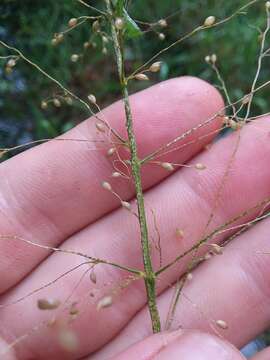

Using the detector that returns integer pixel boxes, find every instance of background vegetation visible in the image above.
[0,0,269,150]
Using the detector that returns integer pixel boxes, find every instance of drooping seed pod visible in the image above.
[186,273,193,281]
[95,122,106,132]
[37,298,61,310]
[161,162,174,171]
[51,38,58,46]
[115,17,125,30]
[56,33,64,43]
[41,101,48,109]
[205,55,211,63]
[134,73,149,81]
[204,16,216,27]
[88,94,97,104]
[121,201,131,210]
[97,295,113,310]
[158,19,168,27]
[216,319,228,330]
[211,54,217,63]
[228,119,242,131]
[65,97,73,105]
[7,58,16,68]
[101,181,112,191]
[71,54,79,62]
[195,163,206,170]
[53,98,61,107]
[107,147,116,157]
[149,61,162,73]
[92,20,100,32]
[158,32,165,40]
[112,171,121,178]
[210,243,223,255]
[68,18,78,27]
[176,228,184,238]
[90,269,97,284]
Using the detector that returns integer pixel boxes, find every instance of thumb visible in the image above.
[113,330,244,360]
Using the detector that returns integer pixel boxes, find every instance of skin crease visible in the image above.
[0,77,270,359]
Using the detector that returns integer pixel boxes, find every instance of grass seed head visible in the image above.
[68,18,78,27]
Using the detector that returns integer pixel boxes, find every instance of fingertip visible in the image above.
[113,330,243,360]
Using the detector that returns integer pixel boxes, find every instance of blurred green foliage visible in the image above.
[0,0,269,149]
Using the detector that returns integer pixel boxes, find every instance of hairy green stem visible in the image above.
[105,0,161,333]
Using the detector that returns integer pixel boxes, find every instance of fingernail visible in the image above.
[154,330,242,360]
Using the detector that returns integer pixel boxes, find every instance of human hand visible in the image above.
[0,77,270,359]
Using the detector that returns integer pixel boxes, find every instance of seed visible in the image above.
[97,295,113,310]
[115,17,125,30]
[205,55,211,63]
[95,122,105,132]
[210,243,223,255]
[149,61,162,73]
[37,298,61,310]
[204,16,216,27]
[88,94,97,104]
[65,97,73,105]
[68,18,78,27]
[101,181,112,191]
[41,101,48,109]
[186,273,193,281]
[112,171,121,178]
[176,228,184,238]
[102,47,108,55]
[211,54,217,63]
[102,36,109,44]
[134,73,149,81]
[56,33,64,42]
[228,119,242,131]
[161,162,174,171]
[83,41,90,49]
[70,54,79,62]
[266,1,270,10]
[216,319,228,330]
[158,32,165,40]
[58,329,78,352]
[195,163,206,170]
[107,147,116,157]
[92,20,100,32]
[158,19,168,27]
[53,98,61,107]
[51,38,58,46]
[121,201,131,210]
[7,59,16,68]
[90,270,97,284]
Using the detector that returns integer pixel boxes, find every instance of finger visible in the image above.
[95,216,270,359]
[252,347,270,360]
[0,77,223,293]
[109,330,244,360]
[1,118,270,359]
